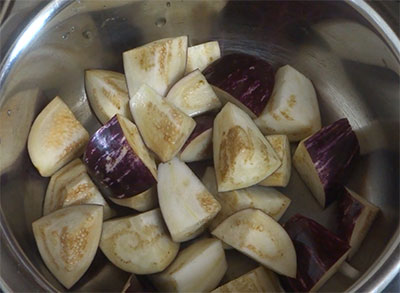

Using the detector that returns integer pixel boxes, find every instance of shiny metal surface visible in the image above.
[0,0,399,291]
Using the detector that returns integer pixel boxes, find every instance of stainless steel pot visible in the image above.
[0,0,398,291]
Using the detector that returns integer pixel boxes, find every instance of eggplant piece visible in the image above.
[122,274,156,293]
[99,209,179,274]
[44,159,113,219]
[180,115,213,162]
[150,238,227,292]
[32,205,103,289]
[85,70,132,124]
[109,186,157,212]
[185,41,221,73]
[292,118,360,207]
[212,266,283,293]
[166,69,221,117]
[203,53,274,117]
[211,208,297,278]
[123,36,188,97]
[202,167,291,230]
[28,96,89,177]
[337,188,379,259]
[280,214,351,292]
[157,158,221,242]
[83,114,157,199]
[254,65,321,141]
[259,135,292,187]
[129,84,196,162]
[44,159,87,215]
[213,102,281,192]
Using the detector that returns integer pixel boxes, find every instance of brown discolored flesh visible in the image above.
[203,53,275,116]
[280,214,350,292]
[83,115,157,199]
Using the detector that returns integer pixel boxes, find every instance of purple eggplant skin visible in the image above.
[181,115,214,150]
[304,118,360,206]
[336,189,363,243]
[83,115,156,199]
[203,53,274,116]
[280,214,350,292]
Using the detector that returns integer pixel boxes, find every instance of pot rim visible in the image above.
[0,0,399,291]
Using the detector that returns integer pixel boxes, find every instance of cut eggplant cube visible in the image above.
[292,118,360,207]
[109,186,158,212]
[129,84,196,162]
[185,41,221,73]
[157,158,221,242]
[85,70,132,124]
[180,115,214,162]
[150,238,227,292]
[211,208,297,278]
[99,208,179,274]
[254,65,321,141]
[83,114,157,199]
[32,205,103,289]
[123,36,188,97]
[280,214,350,292]
[166,69,221,117]
[202,167,291,231]
[203,53,275,117]
[212,266,283,293]
[337,188,379,259]
[259,135,291,187]
[28,96,89,177]
[213,102,281,192]
[44,159,87,216]
[220,249,259,284]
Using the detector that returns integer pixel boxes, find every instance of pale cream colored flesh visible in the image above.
[109,187,158,212]
[185,41,221,73]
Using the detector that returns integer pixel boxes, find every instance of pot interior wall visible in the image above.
[0,0,398,291]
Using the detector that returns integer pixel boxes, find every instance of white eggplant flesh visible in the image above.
[212,266,283,292]
[211,208,297,278]
[338,188,380,259]
[150,238,227,292]
[32,205,103,289]
[166,69,221,116]
[44,159,87,216]
[259,135,291,187]
[180,128,212,162]
[123,36,188,97]
[157,158,221,242]
[129,84,196,162]
[109,187,158,212]
[202,167,291,230]
[28,96,89,177]
[213,102,281,192]
[85,70,132,124]
[99,208,179,274]
[254,65,321,141]
[185,41,221,73]
[63,172,114,220]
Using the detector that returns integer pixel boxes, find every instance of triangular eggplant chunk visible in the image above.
[213,102,281,192]
[123,36,188,97]
[185,41,221,73]
[150,238,227,292]
[85,69,132,124]
[254,65,321,141]
[157,157,221,242]
[99,209,179,274]
[166,69,221,117]
[32,205,103,289]
[109,186,158,212]
[211,208,297,278]
[28,96,89,177]
[130,84,196,162]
